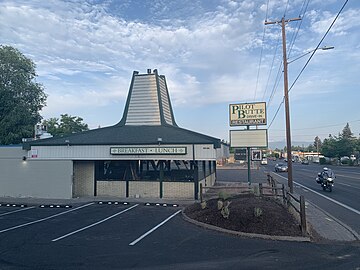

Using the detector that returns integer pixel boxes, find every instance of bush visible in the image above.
[320,157,331,165]
[200,201,207,209]
[221,201,231,219]
[218,191,230,201]
[254,207,263,217]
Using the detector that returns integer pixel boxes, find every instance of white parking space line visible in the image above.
[52,204,139,242]
[274,173,360,216]
[0,206,36,217]
[129,210,182,246]
[0,202,94,234]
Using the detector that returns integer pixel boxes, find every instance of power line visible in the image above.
[267,0,349,131]
[268,97,284,129]
[267,0,309,105]
[262,0,290,103]
[254,27,266,101]
[288,0,349,93]
[271,119,360,131]
[287,0,310,58]
[267,61,282,105]
[262,34,281,102]
[254,0,271,101]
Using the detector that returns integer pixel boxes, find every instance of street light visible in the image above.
[288,46,334,64]
[284,45,334,193]
[265,18,334,193]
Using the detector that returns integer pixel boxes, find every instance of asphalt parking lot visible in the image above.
[0,201,181,245]
[0,201,359,270]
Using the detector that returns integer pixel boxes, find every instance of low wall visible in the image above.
[97,181,126,197]
[129,181,160,198]
[163,182,194,199]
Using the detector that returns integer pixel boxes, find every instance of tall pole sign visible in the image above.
[229,102,266,126]
[229,102,267,185]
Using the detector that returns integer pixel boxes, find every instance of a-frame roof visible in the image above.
[24,70,220,150]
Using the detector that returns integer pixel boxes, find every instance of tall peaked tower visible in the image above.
[118,69,177,126]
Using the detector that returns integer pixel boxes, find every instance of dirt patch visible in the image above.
[184,194,302,237]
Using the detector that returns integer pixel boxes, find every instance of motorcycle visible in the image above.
[316,172,335,192]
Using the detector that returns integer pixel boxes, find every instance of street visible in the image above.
[263,161,360,237]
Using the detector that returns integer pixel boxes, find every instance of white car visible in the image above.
[261,159,268,165]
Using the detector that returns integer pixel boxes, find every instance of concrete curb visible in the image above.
[182,211,311,242]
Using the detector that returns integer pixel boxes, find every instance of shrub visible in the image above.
[221,201,231,219]
[218,191,230,201]
[254,207,263,217]
[200,201,207,209]
[217,200,224,210]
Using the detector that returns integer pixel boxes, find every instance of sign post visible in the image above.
[229,102,268,185]
[247,126,251,185]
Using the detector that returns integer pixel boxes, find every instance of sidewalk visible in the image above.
[304,199,359,242]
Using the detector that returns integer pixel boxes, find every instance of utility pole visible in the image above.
[265,17,301,193]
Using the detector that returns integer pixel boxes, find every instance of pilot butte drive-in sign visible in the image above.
[229,102,266,126]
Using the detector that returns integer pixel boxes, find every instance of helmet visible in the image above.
[323,167,328,171]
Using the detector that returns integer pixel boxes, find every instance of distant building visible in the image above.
[0,69,221,200]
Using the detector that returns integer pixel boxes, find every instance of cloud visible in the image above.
[309,8,360,36]
[1,0,359,143]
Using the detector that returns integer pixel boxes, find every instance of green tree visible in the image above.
[320,124,357,158]
[43,114,89,137]
[306,143,316,152]
[321,136,338,157]
[0,45,47,144]
[337,123,356,157]
[340,123,354,139]
[314,136,322,152]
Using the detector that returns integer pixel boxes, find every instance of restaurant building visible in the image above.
[0,69,222,200]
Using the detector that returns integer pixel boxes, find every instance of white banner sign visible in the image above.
[110,147,187,155]
[230,129,268,148]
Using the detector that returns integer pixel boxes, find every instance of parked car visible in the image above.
[261,158,268,165]
[301,159,309,165]
[275,163,288,172]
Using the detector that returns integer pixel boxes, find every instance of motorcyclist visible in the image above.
[318,167,335,183]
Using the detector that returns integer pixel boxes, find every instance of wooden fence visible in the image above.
[200,174,307,236]
[268,173,307,236]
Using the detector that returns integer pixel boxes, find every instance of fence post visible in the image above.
[281,184,285,203]
[271,178,275,195]
[300,195,307,236]
[286,191,290,207]
[200,183,203,203]
[259,183,263,196]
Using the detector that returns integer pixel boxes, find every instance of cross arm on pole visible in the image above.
[265,17,301,25]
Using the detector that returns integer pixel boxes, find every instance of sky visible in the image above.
[1,0,359,147]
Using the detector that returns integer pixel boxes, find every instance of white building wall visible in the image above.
[0,147,73,199]
[28,144,217,161]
